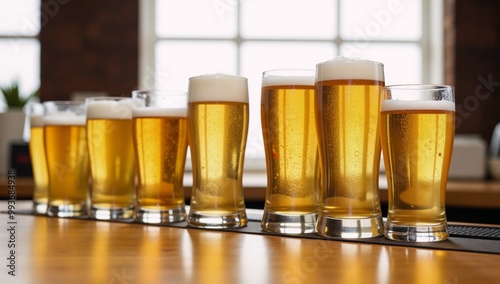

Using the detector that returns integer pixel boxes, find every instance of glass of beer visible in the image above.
[186,73,249,228]
[315,57,385,238]
[260,69,320,234]
[43,101,89,217]
[86,97,143,220]
[132,90,189,223]
[27,102,49,214]
[381,85,455,242]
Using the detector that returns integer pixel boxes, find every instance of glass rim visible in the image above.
[188,73,247,81]
[84,96,138,102]
[384,84,454,91]
[42,100,85,106]
[262,69,315,76]
[132,89,187,97]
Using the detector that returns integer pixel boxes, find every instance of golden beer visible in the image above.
[134,116,187,207]
[187,74,249,228]
[260,69,320,234]
[132,93,188,223]
[86,98,140,220]
[381,85,455,242]
[44,102,89,217]
[29,110,49,214]
[315,58,385,238]
[189,102,248,212]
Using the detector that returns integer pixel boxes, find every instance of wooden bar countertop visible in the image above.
[1,201,499,283]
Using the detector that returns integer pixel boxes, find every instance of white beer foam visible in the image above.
[381,100,456,112]
[86,99,138,119]
[316,57,385,82]
[44,113,86,126]
[262,75,315,87]
[30,114,44,127]
[188,73,248,103]
[133,107,187,118]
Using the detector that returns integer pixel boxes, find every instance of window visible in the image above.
[0,0,40,110]
[140,0,444,171]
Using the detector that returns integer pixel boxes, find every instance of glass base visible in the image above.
[47,203,87,218]
[33,202,48,215]
[385,222,449,242]
[90,206,135,220]
[316,214,384,238]
[261,211,317,234]
[136,206,186,224]
[187,210,248,228]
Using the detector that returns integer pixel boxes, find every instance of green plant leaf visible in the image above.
[1,82,39,108]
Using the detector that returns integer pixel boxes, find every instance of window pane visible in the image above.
[156,0,237,38]
[241,0,337,39]
[241,42,336,162]
[0,39,40,108]
[340,0,422,41]
[0,0,40,35]
[340,42,422,85]
[154,40,237,91]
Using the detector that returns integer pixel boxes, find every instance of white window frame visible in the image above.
[0,0,41,110]
[139,0,444,173]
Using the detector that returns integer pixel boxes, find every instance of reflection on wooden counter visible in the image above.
[0,211,498,283]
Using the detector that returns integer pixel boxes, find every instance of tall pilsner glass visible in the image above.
[186,74,249,228]
[86,97,143,220]
[315,58,385,238]
[260,69,320,234]
[44,101,89,217]
[132,90,188,223]
[381,85,455,242]
[28,102,49,214]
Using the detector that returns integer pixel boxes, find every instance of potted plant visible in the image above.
[0,81,39,175]
[1,82,39,109]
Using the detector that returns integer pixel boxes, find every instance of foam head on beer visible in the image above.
[384,84,455,103]
[262,69,315,87]
[188,73,248,103]
[28,103,45,127]
[382,100,456,113]
[44,113,86,126]
[132,90,188,118]
[316,56,385,82]
[30,114,44,127]
[86,97,142,120]
[43,103,86,126]
[383,85,456,112]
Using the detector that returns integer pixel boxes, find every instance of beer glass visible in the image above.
[27,102,49,214]
[315,58,385,238]
[186,74,249,228]
[132,90,188,223]
[260,69,320,234]
[86,97,143,220]
[381,85,455,242]
[43,101,89,217]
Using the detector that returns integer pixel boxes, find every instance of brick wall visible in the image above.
[39,0,138,101]
[453,0,500,143]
